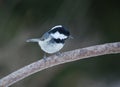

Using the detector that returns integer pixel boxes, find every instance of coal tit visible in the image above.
[26,25,70,54]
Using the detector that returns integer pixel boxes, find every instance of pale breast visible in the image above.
[38,40,64,54]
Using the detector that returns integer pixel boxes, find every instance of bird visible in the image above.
[26,25,71,58]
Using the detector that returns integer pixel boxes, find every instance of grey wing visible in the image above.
[40,32,50,41]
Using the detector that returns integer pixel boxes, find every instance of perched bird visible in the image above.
[26,25,71,56]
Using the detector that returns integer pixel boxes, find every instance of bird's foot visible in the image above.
[56,52,62,57]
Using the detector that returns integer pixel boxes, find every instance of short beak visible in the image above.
[69,35,74,39]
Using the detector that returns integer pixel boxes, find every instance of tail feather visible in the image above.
[26,39,40,42]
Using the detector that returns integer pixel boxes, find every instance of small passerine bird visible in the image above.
[26,25,71,56]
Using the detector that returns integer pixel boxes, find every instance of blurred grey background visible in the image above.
[0,0,120,87]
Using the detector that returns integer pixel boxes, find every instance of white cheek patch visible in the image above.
[51,31,67,39]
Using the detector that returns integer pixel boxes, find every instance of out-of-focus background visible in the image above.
[0,0,120,87]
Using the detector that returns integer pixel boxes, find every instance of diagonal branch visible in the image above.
[0,42,120,87]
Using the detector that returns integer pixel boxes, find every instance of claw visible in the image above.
[56,52,62,57]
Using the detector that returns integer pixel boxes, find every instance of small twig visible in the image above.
[0,42,120,87]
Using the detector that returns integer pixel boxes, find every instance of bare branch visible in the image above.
[0,42,120,87]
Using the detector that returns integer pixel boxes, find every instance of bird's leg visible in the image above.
[43,53,47,62]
